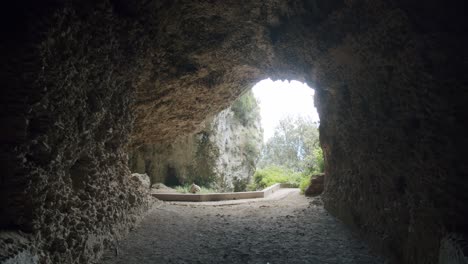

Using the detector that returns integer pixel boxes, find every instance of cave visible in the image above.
[0,1,466,263]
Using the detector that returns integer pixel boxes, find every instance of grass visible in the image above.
[174,185,219,194]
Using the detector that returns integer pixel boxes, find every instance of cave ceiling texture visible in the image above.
[0,0,467,263]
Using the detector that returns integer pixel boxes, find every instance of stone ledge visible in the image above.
[152,183,283,202]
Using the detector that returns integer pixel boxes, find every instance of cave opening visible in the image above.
[135,78,323,195]
[251,78,323,193]
[1,1,465,263]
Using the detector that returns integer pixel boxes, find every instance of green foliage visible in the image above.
[313,147,324,173]
[174,185,218,194]
[186,131,219,187]
[250,165,310,190]
[253,166,289,189]
[304,146,325,174]
[231,90,261,126]
[232,177,249,192]
[255,116,324,195]
[299,176,310,194]
[242,137,261,174]
[258,116,322,173]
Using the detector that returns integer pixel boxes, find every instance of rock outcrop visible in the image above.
[131,173,151,189]
[1,1,466,263]
[130,91,263,192]
[304,174,325,197]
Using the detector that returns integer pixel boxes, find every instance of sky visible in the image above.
[252,78,320,142]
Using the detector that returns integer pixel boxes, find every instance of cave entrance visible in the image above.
[250,78,323,193]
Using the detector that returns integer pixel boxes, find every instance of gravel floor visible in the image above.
[101,189,385,264]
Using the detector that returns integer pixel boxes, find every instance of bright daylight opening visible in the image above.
[250,78,323,194]
[252,78,320,142]
[147,78,324,198]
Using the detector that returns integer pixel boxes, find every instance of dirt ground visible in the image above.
[101,189,385,264]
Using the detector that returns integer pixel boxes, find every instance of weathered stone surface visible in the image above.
[189,184,201,194]
[305,174,325,197]
[1,1,154,263]
[131,173,151,189]
[438,234,468,264]
[0,1,466,264]
[0,232,37,264]
[150,183,176,194]
[129,93,263,191]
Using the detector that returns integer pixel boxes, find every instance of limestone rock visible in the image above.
[1,1,465,264]
[129,91,263,192]
[151,183,168,189]
[150,183,176,194]
[305,174,325,197]
[439,234,468,264]
[131,173,151,189]
[189,184,201,194]
[0,232,37,264]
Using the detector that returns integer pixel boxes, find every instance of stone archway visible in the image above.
[0,1,466,263]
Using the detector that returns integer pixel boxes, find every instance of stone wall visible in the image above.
[1,0,466,263]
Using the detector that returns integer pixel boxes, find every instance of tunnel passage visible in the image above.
[1,1,467,264]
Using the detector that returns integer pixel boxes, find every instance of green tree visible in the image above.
[258,116,322,173]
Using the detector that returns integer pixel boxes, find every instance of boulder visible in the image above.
[189,183,201,194]
[151,183,168,189]
[131,173,151,189]
[305,174,325,197]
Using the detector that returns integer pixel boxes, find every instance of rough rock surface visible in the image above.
[305,173,325,197]
[130,93,263,191]
[1,1,155,263]
[131,173,151,189]
[150,183,176,194]
[438,234,468,264]
[0,232,37,264]
[1,1,466,263]
[189,184,201,194]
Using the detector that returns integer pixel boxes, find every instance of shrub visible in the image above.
[313,147,324,173]
[299,176,310,194]
[304,146,325,175]
[232,177,249,192]
[251,165,309,190]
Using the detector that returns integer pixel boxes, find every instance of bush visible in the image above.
[304,146,325,175]
[232,177,249,192]
[313,147,324,173]
[299,176,310,194]
[251,166,310,190]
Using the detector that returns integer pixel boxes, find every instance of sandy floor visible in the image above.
[101,189,385,264]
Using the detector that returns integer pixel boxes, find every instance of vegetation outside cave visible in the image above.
[249,79,323,194]
[169,79,323,195]
[251,115,324,193]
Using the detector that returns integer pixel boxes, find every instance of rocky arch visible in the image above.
[0,0,466,263]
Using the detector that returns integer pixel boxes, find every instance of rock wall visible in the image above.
[130,91,263,192]
[1,1,466,263]
[310,3,468,263]
[0,1,154,263]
